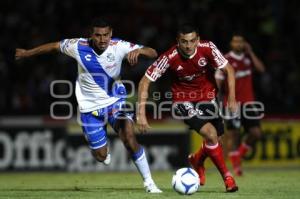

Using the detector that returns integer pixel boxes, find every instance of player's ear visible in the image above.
[176,36,180,44]
[109,28,113,37]
[90,27,95,37]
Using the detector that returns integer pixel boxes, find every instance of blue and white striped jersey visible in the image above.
[60,38,142,113]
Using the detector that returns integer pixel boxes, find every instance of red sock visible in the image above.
[238,143,251,158]
[205,142,231,179]
[194,141,208,166]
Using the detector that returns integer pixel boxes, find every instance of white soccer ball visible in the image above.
[172,167,200,195]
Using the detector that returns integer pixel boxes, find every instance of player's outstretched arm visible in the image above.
[127,47,157,66]
[137,75,152,133]
[15,42,60,60]
[221,63,237,113]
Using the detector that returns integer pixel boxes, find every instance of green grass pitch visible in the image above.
[0,169,299,199]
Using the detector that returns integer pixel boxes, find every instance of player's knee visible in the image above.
[200,124,218,144]
[92,149,108,162]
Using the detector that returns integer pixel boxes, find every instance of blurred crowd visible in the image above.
[0,0,299,115]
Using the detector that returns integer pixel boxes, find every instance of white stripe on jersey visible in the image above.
[235,69,252,78]
[151,56,169,81]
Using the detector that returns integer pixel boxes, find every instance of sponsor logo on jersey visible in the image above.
[244,58,251,65]
[106,53,115,62]
[198,57,207,67]
[105,63,117,69]
[84,54,91,61]
[176,65,183,71]
[199,42,209,47]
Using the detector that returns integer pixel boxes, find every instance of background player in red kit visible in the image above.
[215,34,265,176]
[137,23,238,192]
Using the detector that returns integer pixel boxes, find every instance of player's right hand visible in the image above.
[15,48,28,60]
[136,115,151,133]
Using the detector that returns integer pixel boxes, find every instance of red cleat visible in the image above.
[188,154,206,186]
[229,152,243,176]
[224,176,239,192]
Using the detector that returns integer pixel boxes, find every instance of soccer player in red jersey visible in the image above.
[137,23,238,192]
[215,34,265,176]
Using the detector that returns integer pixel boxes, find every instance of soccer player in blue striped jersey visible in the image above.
[15,18,162,193]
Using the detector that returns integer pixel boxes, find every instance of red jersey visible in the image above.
[146,41,228,102]
[215,51,255,104]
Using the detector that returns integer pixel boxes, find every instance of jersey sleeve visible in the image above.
[145,54,170,82]
[207,42,228,69]
[117,40,143,58]
[60,38,79,58]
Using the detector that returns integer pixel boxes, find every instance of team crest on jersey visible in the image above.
[168,49,178,59]
[198,57,207,67]
[106,53,115,62]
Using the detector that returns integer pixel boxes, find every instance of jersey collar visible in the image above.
[177,46,198,59]
[229,51,245,60]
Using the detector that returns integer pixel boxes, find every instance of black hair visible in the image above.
[177,23,199,36]
[231,30,247,39]
[91,17,111,29]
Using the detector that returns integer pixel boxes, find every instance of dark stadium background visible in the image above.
[0,1,300,198]
[0,0,299,116]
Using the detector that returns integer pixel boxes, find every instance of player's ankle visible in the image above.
[144,178,154,186]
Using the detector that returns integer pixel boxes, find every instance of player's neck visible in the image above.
[232,50,244,56]
[178,47,197,59]
[230,51,245,60]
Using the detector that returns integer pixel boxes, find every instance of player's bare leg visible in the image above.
[237,126,261,160]
[92,146,111,165]
[200,123,238,192]
[116,119,162,193]
[227,129,243,176]
[242,126,261,154]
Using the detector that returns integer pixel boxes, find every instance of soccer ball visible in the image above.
[172,167,200,195]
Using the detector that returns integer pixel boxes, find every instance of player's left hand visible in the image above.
[127,49,141,66]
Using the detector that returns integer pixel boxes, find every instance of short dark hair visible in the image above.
[231,30,246,39]
[177,23,198,36]
[91,17,111,29]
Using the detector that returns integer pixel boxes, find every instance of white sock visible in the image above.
[132,147,153,184]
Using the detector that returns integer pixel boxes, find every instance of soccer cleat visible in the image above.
[224,176,238,192]
[144,182,162,193]
[229,152,243,176]
[188,154,206,186]
[103,153,111,165]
